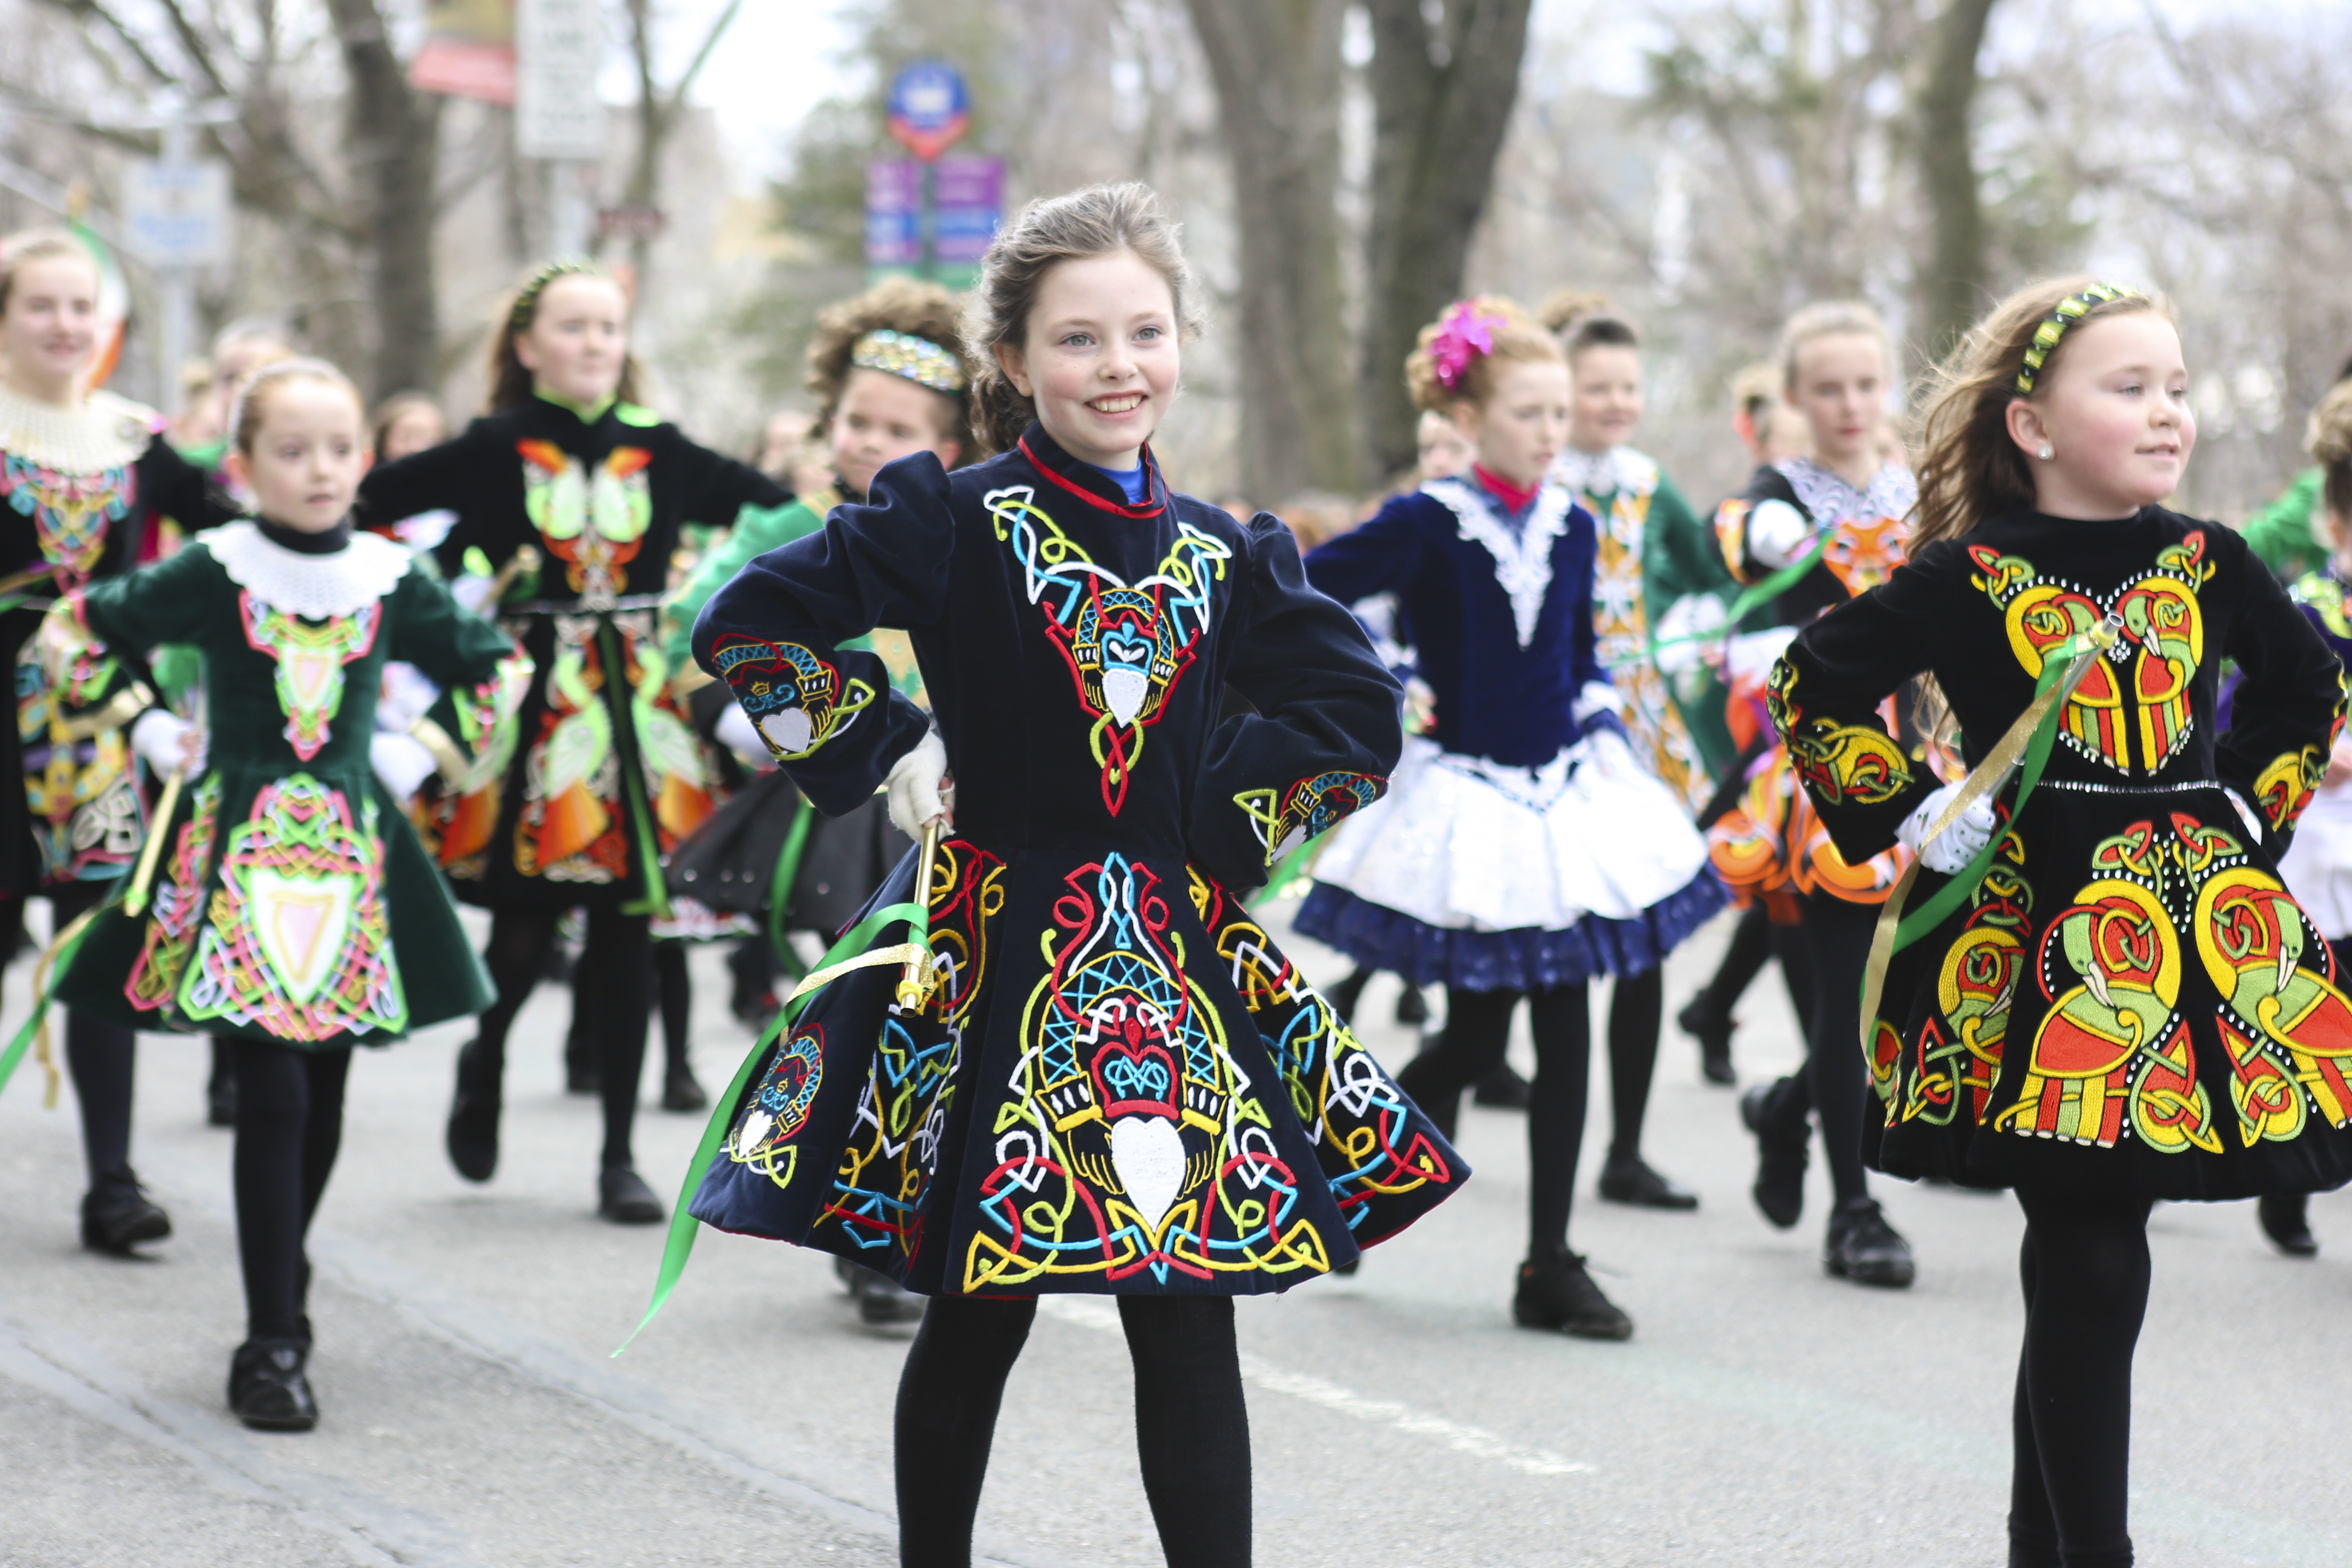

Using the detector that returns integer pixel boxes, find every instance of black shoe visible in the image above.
[1512,1253,1633,1340]
[1741,1081,1808,1229]
[206,1067,237,1127]
[598,1165,665,1225]
[1394,985,1430,1026]
[1824,1197,1915,1288]
[852,1266,927,1324]
[446,1043,500,1183]
[1598,1155,1699,1210]
[2259,1193,2319,1257]
[1324,967,1371,1023]
[1471,1062,1533,1109]
[1677,996,1736,1086]
[661,1066,708,1113]
[80,1183,171,1255]
[228,1339,318,1431]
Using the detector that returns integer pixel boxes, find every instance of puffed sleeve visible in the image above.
[1774,545,1958,861]
[2216,541,2348,846]
[1190,514,1404,890]
[690,451,945,814]
[386,569,536,790]
[75,542,219,652]
[666,429,794,527]
[1302,491,1423,606]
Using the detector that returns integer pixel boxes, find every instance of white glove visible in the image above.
[130,709,205,776]
[1746,498,1815,568]
[2224,787,2265,843]
[884,730,953,840]
[1571,680,1622,723]
[1582,727,1639,779]
[377,661,440,733]
[1651,593,1729,678]
[370,731,441,804]
[1896,780,1997,874]
[715,703,774,771]
[450,573,496,617]
[1725,627,1798,689]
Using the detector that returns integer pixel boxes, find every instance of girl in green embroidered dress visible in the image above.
[46,359,529,1433]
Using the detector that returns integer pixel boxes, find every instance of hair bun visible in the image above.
[1538,289,1611,335]
[2309,379,2352,468]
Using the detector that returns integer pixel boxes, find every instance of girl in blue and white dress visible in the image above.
[1296,297,1726,1340]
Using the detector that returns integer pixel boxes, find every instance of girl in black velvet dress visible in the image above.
[689,182,1462,1568]
[1776,280,2349,1568]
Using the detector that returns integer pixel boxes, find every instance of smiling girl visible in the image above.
[1296,296,1726,1340]
[1776,280,2350,1566]
[687,182,1459,1568]
[355,260,792,1225]
[0,227,237,1256]
[45,358,527,1430]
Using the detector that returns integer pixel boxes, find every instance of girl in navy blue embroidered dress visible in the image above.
[1295,297,1725,1341]
[689,184,1461,1568]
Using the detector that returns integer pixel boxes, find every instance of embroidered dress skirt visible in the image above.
[689,834,1468,1296]
[1294,735,1726,992]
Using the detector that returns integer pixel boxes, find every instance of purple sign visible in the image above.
[865,159,921,269]
[932,156,1004,266]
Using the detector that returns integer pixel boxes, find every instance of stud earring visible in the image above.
[2038,445,2054,460]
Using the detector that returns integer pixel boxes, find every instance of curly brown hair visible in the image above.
[962,182,1205,455]
[804,277,978,456]
[1403,296,1561,415]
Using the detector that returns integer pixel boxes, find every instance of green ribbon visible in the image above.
[1603,537,1827,672]
[0,892,114,1103]
[600,620,675,921]
[764,794,818,980]
[613,895,929,1355]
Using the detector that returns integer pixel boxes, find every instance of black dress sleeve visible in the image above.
[689,450,946,815]
[133,435,238,541]
[2215,537,2349,844]
[355,422,497,575]
[665,428,794,525]
[1190,515,1404,889]
[1775,544,1957,861]
[1301,492,1423,606]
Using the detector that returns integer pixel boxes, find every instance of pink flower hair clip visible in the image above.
[1431,301,1506,392]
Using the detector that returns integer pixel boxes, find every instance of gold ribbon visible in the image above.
[25,908,100,1108]
[123,767,185,919]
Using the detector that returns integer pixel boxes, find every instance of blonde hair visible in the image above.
[1540,288,1639,364]
[1778,301,1891,394]
[2309,379,2352,528]
[485,261,645,412]
[806,277,978,455]
[0,228,98,318]
[232,358,365,455]
[1404,296,1562,415]
[962,182,1205,455]
[1910,277,2169,558]
[370,389,445,456]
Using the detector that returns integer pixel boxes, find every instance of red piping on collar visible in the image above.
[1018,434,1166,519]
[1472,463,1542,513]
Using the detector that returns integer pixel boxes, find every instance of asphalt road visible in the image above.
[4,903,2347,1568]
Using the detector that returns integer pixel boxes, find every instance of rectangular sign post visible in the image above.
[122,131,232,396]
[516,0,604,255]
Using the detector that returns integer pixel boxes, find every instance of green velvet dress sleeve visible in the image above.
[1642,473,1735,607]
[662,498,824,664]
[2240,468,2324,580]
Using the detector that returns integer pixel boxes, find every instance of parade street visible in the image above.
[5,907,2347,1568]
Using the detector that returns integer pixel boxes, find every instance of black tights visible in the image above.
[1687,901,1776,1028]
[2009,1188,2153,1568]
[894,1294,1250,1568]
[472,908,652,1168]
[1604,967,1664,1161]
[1759,893,1876,1205]
[39,882,139,1195]
[564,938,694,1079]
[1396,984,1593,1258]
[229,1039,351,1344]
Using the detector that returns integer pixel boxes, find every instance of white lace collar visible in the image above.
[1549,445,1657,502]
[1422,476,1575,648]
[1775,456,1916,527]
[0,384,157,473]
[202,520,413,619]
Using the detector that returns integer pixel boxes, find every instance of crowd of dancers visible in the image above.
[4,175,2349,1568]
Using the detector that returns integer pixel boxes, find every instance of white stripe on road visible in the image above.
[1033,1296,1592,1478]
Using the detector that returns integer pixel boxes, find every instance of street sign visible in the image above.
[516,0,604,160]
[931,156,1003,276]
[409,0,517,104]
[866,160,923,274]
[885,61,969,162]
[596,205,667,242]
[120,159,232,268]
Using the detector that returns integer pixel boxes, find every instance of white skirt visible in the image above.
[2279,780,2352,942]
[1311,734,1712,934]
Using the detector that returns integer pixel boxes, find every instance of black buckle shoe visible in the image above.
[1598,1155,1700,1210]
[1394,984,1430,1026]
[1471,1062,1533,1109]
[851,1265,927,1324]
[1512,1253,1633,1340]
[2259,1193,2319,1257]
[446,1042,501,1183]
[228,1339,319,1431]
[1741,1081,1808,1229]
[1677,997,1737,1085]
[598,1165,665,1225]
[661,1066,708,1113]
[1824,1197,1916,1288]
[80,1182,171,1256]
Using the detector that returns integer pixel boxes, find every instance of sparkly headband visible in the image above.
[509,259,607,332]
[2016,283,2143,395]
[851,329,967,395]
[1431,301,1507,392]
